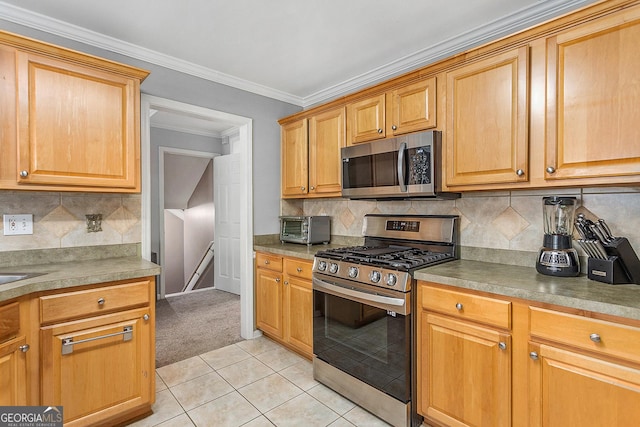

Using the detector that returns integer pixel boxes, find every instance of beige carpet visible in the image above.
[155,288,243,367]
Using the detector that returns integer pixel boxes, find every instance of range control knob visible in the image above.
[317,260,327,271]
[386,273,398,287]
[329,262,339,274]
[348,266,359,278]
[369,270,381,283]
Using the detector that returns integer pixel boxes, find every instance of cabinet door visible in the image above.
[15,51,140,190]
[529,343,640,426]
[420,312,511,427]
[284,276,313,357]
[388,77,436,136]
[255,268,284,339]
[40,308,152,426]
[308,107,345,197]
[445,47,529,187]
[0,336,28,406]
[347,93,386,145]
[544,7,640,181]
[281,119,309,198]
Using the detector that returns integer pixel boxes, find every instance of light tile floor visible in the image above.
[128,336,392,427]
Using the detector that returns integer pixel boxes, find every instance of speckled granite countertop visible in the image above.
[254,242,348,261]
[415,260,640,321]
[0,255,160,302]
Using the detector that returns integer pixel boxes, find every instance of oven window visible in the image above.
[313,290,410,403]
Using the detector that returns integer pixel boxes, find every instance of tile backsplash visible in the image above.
[0,191,140,252]
[282,187,640,258]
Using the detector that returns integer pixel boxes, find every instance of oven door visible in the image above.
[312,275,411,403]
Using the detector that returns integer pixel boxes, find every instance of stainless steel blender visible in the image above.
[535,196,580,277]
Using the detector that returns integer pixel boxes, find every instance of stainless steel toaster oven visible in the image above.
[279,216,330,245]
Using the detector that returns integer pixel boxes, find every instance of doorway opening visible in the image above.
[141,94,257,340]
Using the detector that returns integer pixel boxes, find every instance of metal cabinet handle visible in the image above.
[590,333,601,343]
[377,129,383,134]
[275,278,280,283]
[391,125,397,130]
[97,298,105,305]
[143,314,150,321]
[284,281,288,286]
[498,342,507,350]
[62,326,133,355]
[264,260,270,265]
[455,302,463,311]
[546,166,556,174]
[516,169,525,176]
[19,344,30,353]
[20,170,29,177]
[296,267,303,273]
[301,186,305,191]
[530,351,539,360]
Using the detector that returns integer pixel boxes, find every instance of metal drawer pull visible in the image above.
[590,333,601,343]
[455,303,463,311]
[19,344,30,353]
[97,298,105,305]
[498,342,507,350]
[297,267,302,273]
[62,326,133,355]
[529,351,539,360]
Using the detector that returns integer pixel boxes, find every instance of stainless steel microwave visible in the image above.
[280,216,330,245]
[341,130,459,199]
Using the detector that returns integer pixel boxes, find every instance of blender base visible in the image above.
[536,248,580,277]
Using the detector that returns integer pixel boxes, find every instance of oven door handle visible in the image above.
[312,277,406,308]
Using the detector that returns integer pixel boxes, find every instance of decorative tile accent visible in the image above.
[106,206,137,234]
[492,207,530,240]
[41,205,79,238]
[339,208,355,230]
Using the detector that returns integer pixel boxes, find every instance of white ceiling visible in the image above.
[0,0,597,109]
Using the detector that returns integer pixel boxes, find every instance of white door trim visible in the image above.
[141,94,258,339]
[158,147,219,299]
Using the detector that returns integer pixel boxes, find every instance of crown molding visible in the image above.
[301,0,596,107]
[0,0,595,109]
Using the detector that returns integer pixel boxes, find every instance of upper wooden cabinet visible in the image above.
[281,119,309,198]
[444,47,529,187]
[0,31,149,193]
[281,107,345,199]
[347,93,386,144]
[543,6,640,183]
[346,78,436,145]
[308,107,345,197]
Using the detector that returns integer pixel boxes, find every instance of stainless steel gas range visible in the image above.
[312,214,459,427]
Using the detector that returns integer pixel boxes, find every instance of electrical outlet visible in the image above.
[3,214,33,235]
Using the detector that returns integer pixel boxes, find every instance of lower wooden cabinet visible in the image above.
[0,301,28,406]
[40,308,153,426]
[418,281,640,427]
[418,283,511,427]
[255,252,313,358]
[38,277,155,427]
[529,307,640,426]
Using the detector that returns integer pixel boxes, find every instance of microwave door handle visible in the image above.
[397,141,407,192]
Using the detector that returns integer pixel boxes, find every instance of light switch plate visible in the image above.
[3,214,33,235]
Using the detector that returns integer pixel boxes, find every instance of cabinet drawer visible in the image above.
[256,253,283,273]
[40,280,151,324]
[0,302,20,343]
[421,285,511,329]
[284,258,313,280]
[530,307,640,364]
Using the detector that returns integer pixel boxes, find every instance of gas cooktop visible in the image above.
[314,245,454,271]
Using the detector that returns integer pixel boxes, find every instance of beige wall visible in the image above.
[282,187,640,256]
